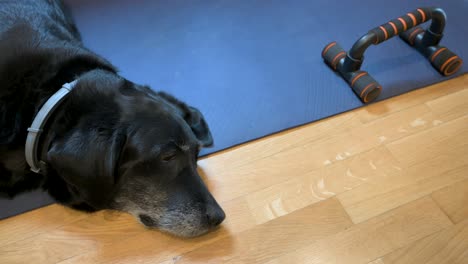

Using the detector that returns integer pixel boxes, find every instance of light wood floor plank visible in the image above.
[382,219,468,264]
[0,227,99,264]
[432,178,468,224]
[205,102,456,204]
[55,197,256,264]
[59,198,351,264]
[426,85,468,121]
[367,259,385,264]
[351,104,438,148]
[338,160,468,223]
[386,115,468,167]
[200,112,363,171]
[338,107,468,223]
[0,204,85,247]
[246,147,399,224]
[264,197,452,264]
[337,143,468,204]
[173,198,352,264]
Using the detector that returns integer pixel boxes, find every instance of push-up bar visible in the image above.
[322,7,463,103]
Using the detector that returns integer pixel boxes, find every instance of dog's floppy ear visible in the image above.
[47,129,126,209]
[157,92,213,147]
[184,106,214,147]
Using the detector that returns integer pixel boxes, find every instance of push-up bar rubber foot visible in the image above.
[322,7,463,103]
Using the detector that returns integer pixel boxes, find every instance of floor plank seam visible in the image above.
[429,195,457,225]
[345,194,449,225]
[373,222,457,263]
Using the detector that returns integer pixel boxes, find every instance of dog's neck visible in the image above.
[25,67,117,175]
[25,81,78,174]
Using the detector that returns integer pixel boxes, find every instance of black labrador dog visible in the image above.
[0,0,225,237]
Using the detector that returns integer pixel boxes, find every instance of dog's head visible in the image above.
[46,70,224,237]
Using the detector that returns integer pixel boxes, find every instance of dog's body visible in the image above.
[0,0,225,237]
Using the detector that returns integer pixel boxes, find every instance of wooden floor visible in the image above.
[1,75,467,264]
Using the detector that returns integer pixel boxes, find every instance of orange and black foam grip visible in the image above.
[322,42,346,71]
[428,46,463,76]
[370,8,431,45]
[348,71,382,103]
[400,26,425,46]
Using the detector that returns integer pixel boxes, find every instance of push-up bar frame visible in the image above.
[322,7,463,103]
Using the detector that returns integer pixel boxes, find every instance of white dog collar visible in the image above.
[25,80,78,173]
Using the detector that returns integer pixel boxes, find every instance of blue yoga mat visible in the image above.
[65,0,467,156]
[1,0,466,219]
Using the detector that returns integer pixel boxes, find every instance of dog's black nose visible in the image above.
[206,206,226,227]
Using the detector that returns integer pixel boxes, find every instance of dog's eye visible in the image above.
[161,152,177,162]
